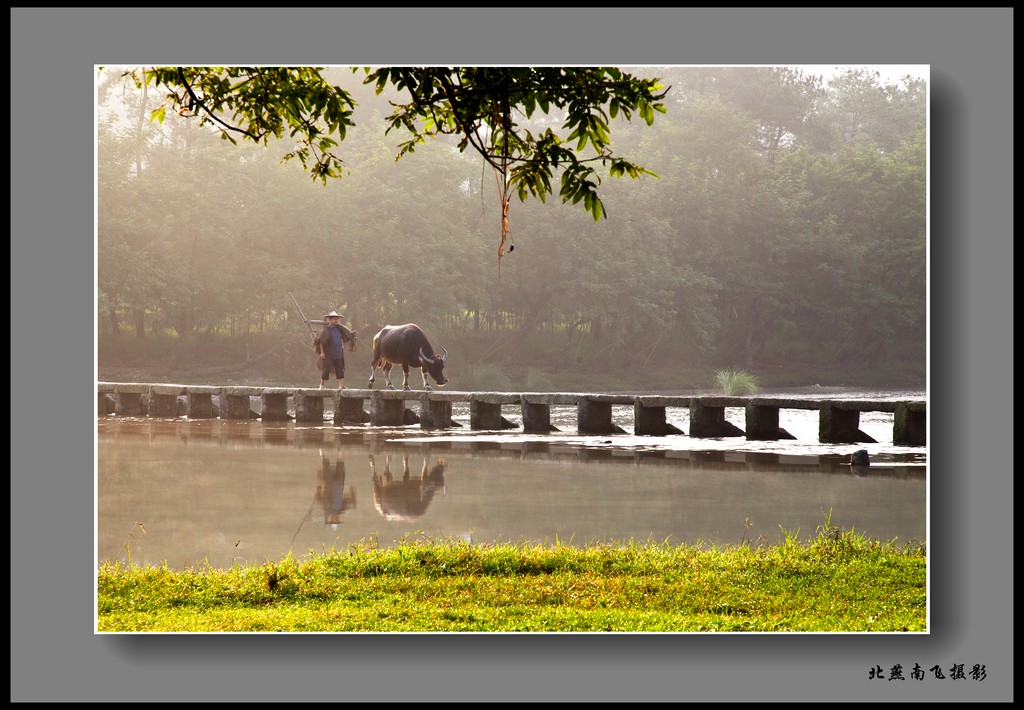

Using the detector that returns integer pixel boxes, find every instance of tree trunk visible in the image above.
[108,308,120,337]
[133,307,145,339]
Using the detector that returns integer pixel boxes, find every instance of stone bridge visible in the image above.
[97,383,926,446]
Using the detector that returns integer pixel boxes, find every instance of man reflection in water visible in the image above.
[315,449,357,529]
[370,453,447,522]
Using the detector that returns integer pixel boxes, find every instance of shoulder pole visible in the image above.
[288,292,317,343]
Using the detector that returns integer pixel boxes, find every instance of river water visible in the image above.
[96,390,927,570]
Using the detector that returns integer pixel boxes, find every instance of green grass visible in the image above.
[97,519,926,633]
[712,368,761,395]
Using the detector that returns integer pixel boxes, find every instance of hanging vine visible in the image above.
[493,76,515,273]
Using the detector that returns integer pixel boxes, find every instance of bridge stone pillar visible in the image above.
[186,393,214,419]
[294,391,326,423]
[578,398,613,435]
[470,400,503,430]
[220,394,250,419]
[114,384,148,416]
[260,389,291,421]
[149,385,183,418]
[689,400,725,438]
[521,401,552,433]
[369,392,406,426]
[634,401,668,436]
[819,403,857,442]
[185,386,217,419]
[745,403,781,441]
[634,396,687,436]
[689,398,745,438]
[421,395,453,429]
[334,393,368,425]
[818,404,875,444]
[98,392,115,416]
[894,402,926,446]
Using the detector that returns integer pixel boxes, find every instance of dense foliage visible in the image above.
[97,66,926,387]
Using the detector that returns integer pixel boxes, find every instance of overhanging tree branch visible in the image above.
[123,65,668,267]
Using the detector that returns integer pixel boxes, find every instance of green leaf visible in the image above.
[523,94,536,117]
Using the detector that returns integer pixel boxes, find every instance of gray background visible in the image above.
[11,7,1013,703]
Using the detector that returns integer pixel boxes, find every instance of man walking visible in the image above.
[314,310,355,389]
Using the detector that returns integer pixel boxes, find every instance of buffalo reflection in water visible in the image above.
[370,453,447,522]
[315,448,357,527]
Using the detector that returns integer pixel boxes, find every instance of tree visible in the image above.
[119,66,668,266]
[814,69,925,154]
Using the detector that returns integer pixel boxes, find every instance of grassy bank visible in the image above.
[97,522,927,633]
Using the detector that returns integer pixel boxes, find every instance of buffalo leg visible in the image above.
[369,356,385,389]
[382,363,397,389]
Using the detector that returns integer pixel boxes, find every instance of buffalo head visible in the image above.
[419,346,449,387]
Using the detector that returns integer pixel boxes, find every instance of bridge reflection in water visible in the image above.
[97,418,926,571]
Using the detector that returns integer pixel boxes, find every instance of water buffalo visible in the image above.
[367,323,449,390]
[370,453,447,522]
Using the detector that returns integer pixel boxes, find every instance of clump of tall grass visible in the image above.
[114,522,147,566]
[712,368,760,395]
